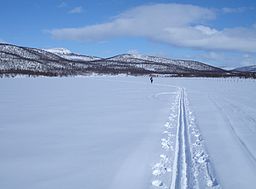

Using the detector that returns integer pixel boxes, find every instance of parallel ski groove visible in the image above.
[170,88,192,189]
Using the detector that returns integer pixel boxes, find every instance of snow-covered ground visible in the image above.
[0,76,255,189]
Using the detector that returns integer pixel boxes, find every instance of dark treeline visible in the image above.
[1,67,256,78]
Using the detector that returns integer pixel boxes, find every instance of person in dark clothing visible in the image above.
[150,76,153,84]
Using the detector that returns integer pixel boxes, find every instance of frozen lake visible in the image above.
[0,76,256,189]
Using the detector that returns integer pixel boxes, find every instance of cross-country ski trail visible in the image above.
[152,88,220,189]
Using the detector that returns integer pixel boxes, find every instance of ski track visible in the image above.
[171,88,192,189]
[218,97,256,133]
[152,88,220,189]
[209,95,256,166]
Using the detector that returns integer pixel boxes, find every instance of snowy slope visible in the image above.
[45,48,101,62]
[0,43,74,74]
[0,43,99,76]
[107,54,224,72]
[0,43,229,76]
[60,54,101,61]
[44,48,72,55]
[94,56,190,74]
[234,65,256,72]
[0,76,255,189]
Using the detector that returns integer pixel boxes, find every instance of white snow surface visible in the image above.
[0,77,256,189]
[44,48,101,61]
[44,48,72,55]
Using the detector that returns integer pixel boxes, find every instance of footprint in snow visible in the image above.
[161,138,172,150]
[152,180,164,187]
[198,155,209,164]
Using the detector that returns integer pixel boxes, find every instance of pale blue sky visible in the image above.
[0,0,256,68]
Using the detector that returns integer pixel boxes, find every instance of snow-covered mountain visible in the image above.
[0,43,235,77]
[0,44,85,76]
[233,65,256,72]
[45,48,101,62]
[106,54,223,72]
[0,43,74,75]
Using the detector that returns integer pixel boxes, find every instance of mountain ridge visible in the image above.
[0,43,254,78]
[233,65,256,72]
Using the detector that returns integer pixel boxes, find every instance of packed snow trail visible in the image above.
[171,88,192,189]
[152,88,220,189]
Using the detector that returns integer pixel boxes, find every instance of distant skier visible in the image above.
[150,76,153,84]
